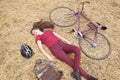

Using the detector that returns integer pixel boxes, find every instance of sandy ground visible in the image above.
[0,0,120,80]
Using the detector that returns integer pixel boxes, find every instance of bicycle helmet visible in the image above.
[20,44,34,58]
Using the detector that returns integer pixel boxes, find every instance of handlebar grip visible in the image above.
[96,22,101,25]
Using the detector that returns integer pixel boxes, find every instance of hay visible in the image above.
[0,0,120,80]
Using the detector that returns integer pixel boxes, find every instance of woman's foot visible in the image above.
[71,71,81,80]
[88,75,98,80]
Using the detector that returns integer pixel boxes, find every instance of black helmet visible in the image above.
[20,44,34,58]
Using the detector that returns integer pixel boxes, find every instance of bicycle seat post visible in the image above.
[81,2,84,11]
[78,1,90,12]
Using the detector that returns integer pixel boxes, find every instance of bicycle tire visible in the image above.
[79,31,111,60]
[49,7,77,27]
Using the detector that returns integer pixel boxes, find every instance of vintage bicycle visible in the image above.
[49,1,111,60]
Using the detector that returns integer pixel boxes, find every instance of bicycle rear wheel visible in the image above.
[49,7,77,27]
[79,31,111,60]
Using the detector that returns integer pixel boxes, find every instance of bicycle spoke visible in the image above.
[49,7,77,27]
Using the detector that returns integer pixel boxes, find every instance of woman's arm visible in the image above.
[53,32,71,44]
[37,40,55,61]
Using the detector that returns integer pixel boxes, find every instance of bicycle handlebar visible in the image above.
[78,1,90,11]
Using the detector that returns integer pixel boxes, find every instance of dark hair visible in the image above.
[31,19,54,35]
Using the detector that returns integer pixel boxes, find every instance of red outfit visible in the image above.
[36,30,89,79]
[36,30,59,48]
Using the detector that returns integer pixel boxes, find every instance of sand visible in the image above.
[0,0,120,80]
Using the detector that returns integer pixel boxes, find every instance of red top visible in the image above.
[36,30,60,48]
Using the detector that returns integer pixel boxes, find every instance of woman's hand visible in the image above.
[47,56,55,62]
[37,41,55,62]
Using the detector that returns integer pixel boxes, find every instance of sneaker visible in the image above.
[71,71,81,80]
[88,76,98,80]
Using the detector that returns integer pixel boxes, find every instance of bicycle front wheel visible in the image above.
[49,7,77,27]
[79,31,111,60]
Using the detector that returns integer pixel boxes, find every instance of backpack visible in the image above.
[34,59,62,80]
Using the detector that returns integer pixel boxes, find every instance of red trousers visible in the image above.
[50,41,89,79]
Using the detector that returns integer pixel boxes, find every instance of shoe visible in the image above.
[88,76,98,80]
[71,71,81,80]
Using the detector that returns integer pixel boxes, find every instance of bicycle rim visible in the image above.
[49,7,77,27]
[79,31,111,60]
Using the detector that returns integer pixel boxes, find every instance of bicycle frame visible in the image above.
[77,10,99,46]
[63,8,100,46]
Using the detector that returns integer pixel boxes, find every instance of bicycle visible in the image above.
[49,1,111,60]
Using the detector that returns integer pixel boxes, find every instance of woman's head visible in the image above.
[31,19,54,35]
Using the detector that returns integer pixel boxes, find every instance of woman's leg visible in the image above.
[63,43,89,79]
[63,43,80,71]
[51,49,75,68]
[50,44,89,79]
